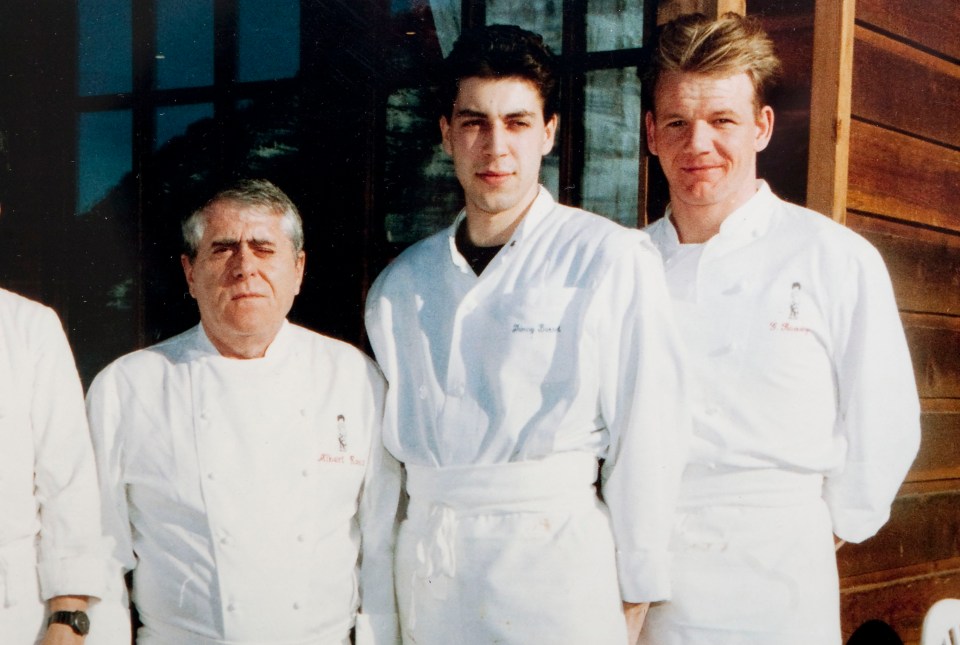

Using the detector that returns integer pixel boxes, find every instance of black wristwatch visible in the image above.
[47,610,90,636]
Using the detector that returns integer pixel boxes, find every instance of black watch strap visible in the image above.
[47,610,91,636]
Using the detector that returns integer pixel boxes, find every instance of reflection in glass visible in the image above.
[587,0,644,51]
[384,88,461,244]
[156,103,214,150]
[78,0,132,96]
[157,0,214,89]
[78,110,132,214]
[486,0,563,53]
[237,0,300,82]
[582,67,641,227]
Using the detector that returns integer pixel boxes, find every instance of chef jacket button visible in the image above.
[299,408,307,417]
[418,385,428,400]
[227,602,237,612]
[297,534,305,543]
[207,472,216,480]
[220,536,231,546]
[293,602,300,610]
[301,469,310,477]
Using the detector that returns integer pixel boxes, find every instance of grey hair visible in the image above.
[182,179,304,259]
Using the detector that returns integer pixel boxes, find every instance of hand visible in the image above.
[623,601,650,644]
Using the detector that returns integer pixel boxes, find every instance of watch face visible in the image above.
[73,611,91,635]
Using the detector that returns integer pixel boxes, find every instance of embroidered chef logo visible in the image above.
[768,281,811,334]
[337,414,347,452]
[317,414,366,466]
[789,282,801,319]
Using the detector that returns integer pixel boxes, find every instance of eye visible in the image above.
[508,119,531,129]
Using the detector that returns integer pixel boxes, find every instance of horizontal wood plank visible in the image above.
[838,490,960,579]
[848,120,960,232]
[856,0,960,61]
[909,410,960,482]
[842,566,960,645]
[853,26,960,149]
[902,314,960,400]
[847,223,960,316]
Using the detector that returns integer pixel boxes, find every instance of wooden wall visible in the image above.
[837,0,960,643]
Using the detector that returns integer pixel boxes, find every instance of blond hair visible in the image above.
[646,12,782,114]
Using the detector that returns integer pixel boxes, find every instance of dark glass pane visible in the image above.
[155,103,214,150]
[587,0,644,51]
[237,0,300,82]
[383,87,460,244]
[486,0,563,53]
[156,0,214,89]
[77,110,132,214]
[78,0,132,96]
[582,67,641,227]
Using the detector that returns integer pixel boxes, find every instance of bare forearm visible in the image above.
[623,601,650,645]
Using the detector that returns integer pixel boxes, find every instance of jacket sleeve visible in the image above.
[822,242,921,543]
[84,364,136,641]
[354,358,402,645]
[598,236,690,603]
[31,306,108,600]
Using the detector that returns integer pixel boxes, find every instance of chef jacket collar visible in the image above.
[447,186,555,273]
[660,180,775,253]
[193,319,293,360]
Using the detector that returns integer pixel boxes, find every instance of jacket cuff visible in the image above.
[37,552,106,600]
[354,611,400,645]
[617,548,672,603]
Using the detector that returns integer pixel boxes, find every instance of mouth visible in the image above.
[231,293,265,301]
[476,170,514,186]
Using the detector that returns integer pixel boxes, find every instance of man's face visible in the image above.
[646,71,773,218]
[181,201,305,357]
[440,76,557,223]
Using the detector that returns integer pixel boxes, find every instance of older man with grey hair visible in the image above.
[87,179,401,645]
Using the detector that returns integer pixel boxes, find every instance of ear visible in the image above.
[293,251,306,295]
[644,111,659,156]
[541,114,559,156]
[440,115,452,156]
[754,105,774,152]
[181,255,197,299]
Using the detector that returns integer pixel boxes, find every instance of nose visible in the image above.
[232,245,257,278]
[484,122,509,157]
[685,121,713,153]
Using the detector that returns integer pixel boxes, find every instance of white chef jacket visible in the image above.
[365,187,689,602]
[0,288,121,643]
[645,181,920,541]
[86,321,401,645]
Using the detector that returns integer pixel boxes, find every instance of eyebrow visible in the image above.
[209,237,276,249]
[453,108,538,120]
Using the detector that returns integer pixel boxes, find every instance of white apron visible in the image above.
[641,466,842,645]
[397,452,627,644]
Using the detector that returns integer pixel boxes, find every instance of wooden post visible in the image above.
[806,0,856,223]
[657,0,745,25]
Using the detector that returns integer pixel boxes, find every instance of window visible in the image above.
[380,0,652,249]
[63,0,656,380]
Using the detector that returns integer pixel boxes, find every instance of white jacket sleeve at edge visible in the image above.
[822,246,921,543]
[354,359,402,645]
[84,365,136,643]
[31,308,107,600]
[599,240,690,603]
